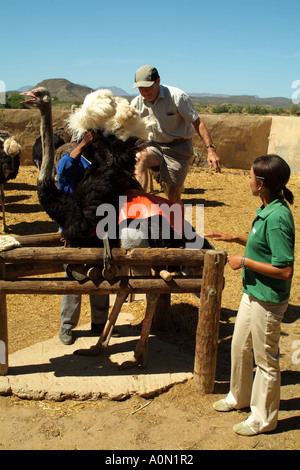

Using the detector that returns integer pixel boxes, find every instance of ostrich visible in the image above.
[21,88,155,246]
[21,87,206,368]
[0,131,21,232]
[32,132,65,169]
[32,132,78,186]
[32,98,78,170]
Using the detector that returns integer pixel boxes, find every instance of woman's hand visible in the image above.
[226,255,293,280]
[205,232,234,242]
[227,255,243,270]
[205,232,248,246]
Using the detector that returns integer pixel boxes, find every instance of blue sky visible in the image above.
[1,0,299,98]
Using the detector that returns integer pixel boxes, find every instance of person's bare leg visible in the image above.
[135,150,160,191]
[167,185,183,204]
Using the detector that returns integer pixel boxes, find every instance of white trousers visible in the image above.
[226,293,288,432]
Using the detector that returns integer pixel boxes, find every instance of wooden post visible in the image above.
[0,264,8,375]
[194,250,227,394]
[153,294,171,331]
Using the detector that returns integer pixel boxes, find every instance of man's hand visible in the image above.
[207,148,221,173]
[193,118,222,173]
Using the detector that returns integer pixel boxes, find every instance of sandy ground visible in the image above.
[0,165,299,451]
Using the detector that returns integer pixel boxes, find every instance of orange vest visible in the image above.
[118,189,184,235]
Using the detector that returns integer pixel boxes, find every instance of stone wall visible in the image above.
[0,109,299,173]
[195,114,272,170]
[0,109,70,165]
[267,116,300,174]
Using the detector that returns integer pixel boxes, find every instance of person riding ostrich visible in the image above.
[21,87,158,245]
[21,87,206,368]
[0,131,22,232]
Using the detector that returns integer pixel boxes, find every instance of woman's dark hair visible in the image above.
[252,154,294,205]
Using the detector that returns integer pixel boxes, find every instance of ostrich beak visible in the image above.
[20,91,37,104]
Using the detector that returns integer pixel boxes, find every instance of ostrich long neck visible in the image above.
[38,103,55,182]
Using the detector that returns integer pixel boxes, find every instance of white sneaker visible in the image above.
[213,398,235,412]
[233,420,258,436]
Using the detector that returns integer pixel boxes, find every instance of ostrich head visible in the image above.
[21,87,55,181]
[21,87,52,110]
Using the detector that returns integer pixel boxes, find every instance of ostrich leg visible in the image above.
[120,293,160,369]
[0,185,7,232]
[74,293,127,356]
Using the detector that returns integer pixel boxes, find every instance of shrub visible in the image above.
[4,93,29,109]
[212,104,232,114]
[290,104,300,116]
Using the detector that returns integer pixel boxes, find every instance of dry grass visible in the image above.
[2,165,300,358]
[1,164,299,451]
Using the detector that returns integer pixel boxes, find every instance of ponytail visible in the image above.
[283,186,294,205]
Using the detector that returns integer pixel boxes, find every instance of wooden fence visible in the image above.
[0,232,227,394]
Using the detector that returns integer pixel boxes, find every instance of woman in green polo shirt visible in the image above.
[205,154,295,436]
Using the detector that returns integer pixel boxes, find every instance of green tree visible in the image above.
[212,104,232,114]
[245,106,270,115]
[230,105,244,114]
[5,93,29,109]
[290,104,300,116]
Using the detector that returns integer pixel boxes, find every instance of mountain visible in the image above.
[8,79,293,108]
[189,93,293,109]
[190,93,232,98]
[9,79,130,102]
[33,79,94,101]
[17,85,34,92]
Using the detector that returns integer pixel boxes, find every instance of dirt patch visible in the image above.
[0,166,299,450]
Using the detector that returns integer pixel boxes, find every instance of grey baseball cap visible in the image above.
[133,65,160,89]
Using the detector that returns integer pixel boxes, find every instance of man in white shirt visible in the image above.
[132,65,221,203]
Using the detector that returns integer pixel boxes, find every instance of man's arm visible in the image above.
[192,118,221,172]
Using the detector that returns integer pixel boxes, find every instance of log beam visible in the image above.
[15,232,62,247]
[0,247,206,267]
[0,276,202,295]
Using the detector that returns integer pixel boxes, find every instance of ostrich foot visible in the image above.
[119,342,148,369]
[73,344,105,356]
[119,353,146,370]
[119,293,159,370]
[74,293,127,357]
[119,358,141,370]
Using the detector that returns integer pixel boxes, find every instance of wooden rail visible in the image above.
[0,234,227,394]
[0,247,206,266]
[0,276,203,295]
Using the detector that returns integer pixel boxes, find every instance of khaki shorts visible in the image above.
[147,139,193,186]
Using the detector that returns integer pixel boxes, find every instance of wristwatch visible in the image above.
[206,144,216,149]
